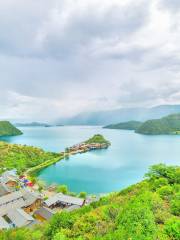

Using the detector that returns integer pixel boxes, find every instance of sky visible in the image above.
[1,0,180,121]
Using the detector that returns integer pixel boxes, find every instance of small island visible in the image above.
[0,121,22,137]
[104,121,142,130]
[66,134,110,154]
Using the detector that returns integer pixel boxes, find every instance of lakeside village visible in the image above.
[0,135,110,230]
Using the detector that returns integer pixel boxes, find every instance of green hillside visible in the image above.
[0,121,22,137]
[1,164,179,240]
[136,113,180,135]
[0,141,60,174]
[104,121,142,130]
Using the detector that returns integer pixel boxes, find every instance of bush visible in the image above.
[157,186,173,200]
[170,193,180,216]
[164,217,180,240]
[57,185,68,194]
[79,192,87,199]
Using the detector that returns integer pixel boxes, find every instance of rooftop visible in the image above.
[44,193,84,207]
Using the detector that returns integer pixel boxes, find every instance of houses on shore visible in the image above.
[0,170,91,230]
[66,142,109,154]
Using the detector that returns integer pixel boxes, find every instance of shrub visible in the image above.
[157,186,173,200]
[57,185,68,194]
[164,217,180,240]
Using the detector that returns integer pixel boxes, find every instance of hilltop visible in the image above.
[104,121,142,130]
[1,164,179,240]
[85,134,110,145]
[136,113,180,135]
[0,121,22,137]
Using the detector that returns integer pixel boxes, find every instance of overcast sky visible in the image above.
[1,0,180,121]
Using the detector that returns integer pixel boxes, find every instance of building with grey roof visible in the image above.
[6,208,35,228]
[0,183,12,197]
[34,207,55,221]
[0,189,42,216]
[44,193,84,208]
[0,216,9,230]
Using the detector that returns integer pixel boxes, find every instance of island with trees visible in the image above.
[0,121,22,137]
[66,134,111,154]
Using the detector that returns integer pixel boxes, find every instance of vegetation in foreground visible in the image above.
[0,164,179,240]
[0,141,60,174]
[104,121,142,130]
[0,121,22,137]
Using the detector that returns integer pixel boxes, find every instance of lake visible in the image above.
[2,126,180,194]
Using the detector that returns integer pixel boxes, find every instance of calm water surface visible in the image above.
[2,126,180,194]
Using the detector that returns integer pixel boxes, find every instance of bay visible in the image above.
[2,126,180,194]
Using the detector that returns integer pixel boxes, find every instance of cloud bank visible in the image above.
[0,0,180,121]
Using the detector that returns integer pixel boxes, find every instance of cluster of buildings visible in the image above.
[0,170,88,231]
[67,142,109,154]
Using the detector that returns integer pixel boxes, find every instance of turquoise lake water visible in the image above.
[1,126,180,194]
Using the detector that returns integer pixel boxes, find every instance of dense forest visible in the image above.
[0,121,22,137]
[136,114,180,135]
[0,164,179,240]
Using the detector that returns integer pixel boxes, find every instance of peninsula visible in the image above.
[0,121,22,137]
[66,134,110,154]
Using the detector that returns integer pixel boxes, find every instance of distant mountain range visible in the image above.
[15,122,53,127]
[56,105,180,125]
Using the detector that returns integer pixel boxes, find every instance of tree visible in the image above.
[57,185,68,194]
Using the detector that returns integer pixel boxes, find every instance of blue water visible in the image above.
[2,126,180,194]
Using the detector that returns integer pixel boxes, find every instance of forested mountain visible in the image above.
[0,121,22,137]
[136,113,180,135]
[104,121,142,130]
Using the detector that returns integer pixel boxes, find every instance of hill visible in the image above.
[0,121,22,137]
[85,134,110,145]
[1,164,180,240]
[104,121,142,130]
[56,104,180,125]
[0,141,60,174]
[136,113,180,135]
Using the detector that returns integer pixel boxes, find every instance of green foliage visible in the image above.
[1,164,180,240]
[0,141,60,173]
[145,164,180,184]
[57,185,68,194]
[164,217,180,240]
[136,113,180,135]
[157,186,173,200]
[0,121,22,137]
[85,134,110,145]
[79,192,87,198]
[170,193,180,216]
[104,121,142,130]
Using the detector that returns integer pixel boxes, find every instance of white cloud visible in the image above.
[0,0,180,121]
